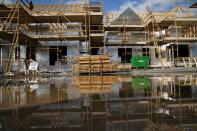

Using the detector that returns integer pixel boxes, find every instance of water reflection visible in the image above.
[0,75,197,131]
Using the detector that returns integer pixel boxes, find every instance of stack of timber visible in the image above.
[76,55,117,73]
[76,76,118,94]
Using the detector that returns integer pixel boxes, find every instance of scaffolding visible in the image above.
[0,1,197,131]
[0,0,106,75]
[0,0,197,75]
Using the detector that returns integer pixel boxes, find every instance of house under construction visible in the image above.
[1,1,197,131]
[0,0,197,74]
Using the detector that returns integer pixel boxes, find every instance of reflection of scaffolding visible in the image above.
[1,76,197,130]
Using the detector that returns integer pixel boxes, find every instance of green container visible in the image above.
[131,56,149,68]
[132,77,150,90]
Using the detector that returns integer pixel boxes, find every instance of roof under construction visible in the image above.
[112,7,143,25]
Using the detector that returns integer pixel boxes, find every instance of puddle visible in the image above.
[0,75,197,131]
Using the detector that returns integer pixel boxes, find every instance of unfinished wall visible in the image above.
[132,48,142,56]
[0,39,10,73]
[66,43,80,72]
[11,45,27,73]
[0,46,10,73]
[36,46,50,72]
[150,48,157,65]
[168,26,183,37]
[33,41,80,72]
[107,47,119,63]
[153,49,169,67]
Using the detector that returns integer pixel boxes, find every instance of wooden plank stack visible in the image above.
[75,55,117,73]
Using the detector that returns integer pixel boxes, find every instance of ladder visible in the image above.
[1,1,18,31]
[146,7,165,68]
[5,29,19,74]
[4,2,20,74]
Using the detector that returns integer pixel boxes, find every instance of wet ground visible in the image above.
[0,74,197,131]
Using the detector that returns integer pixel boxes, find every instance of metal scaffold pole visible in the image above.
[146,7,165,68]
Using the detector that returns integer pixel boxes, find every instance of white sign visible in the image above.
[29,61,38,71]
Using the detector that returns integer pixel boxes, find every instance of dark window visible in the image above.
[118,48,132,63]
[49,46,67,65]
[26,47,36,60]
[142,48,150,56]
[49,46,58,65]
[15,47,20,60]
[91,48,99,55]
[58,46,67,59]
[173,45,189,58]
